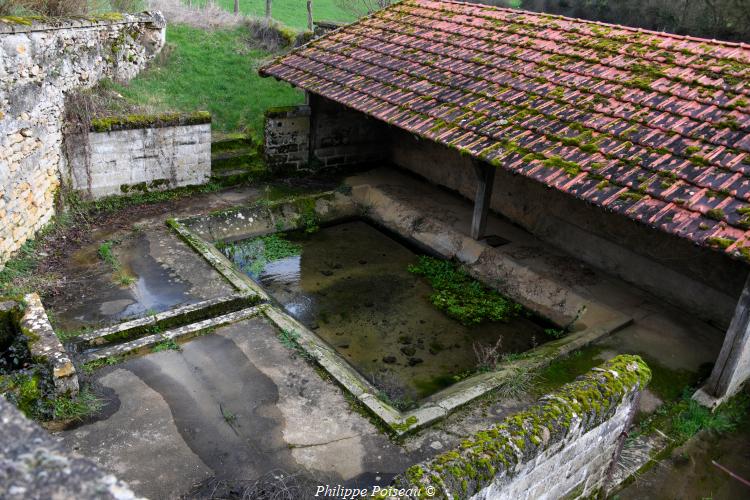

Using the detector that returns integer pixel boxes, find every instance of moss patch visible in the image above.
[90,111,210,132]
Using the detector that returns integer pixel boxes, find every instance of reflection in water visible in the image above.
[52,233,192,331]
[225,221,550,405]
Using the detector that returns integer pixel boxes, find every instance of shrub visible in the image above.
[244,17,304,51]
[1,0,88,16]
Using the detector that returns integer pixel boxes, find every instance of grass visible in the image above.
[0,180,228,297]
[97,240,136,286]
[82,356,122,374]
[152,339,181,352]
[407,255,522,325]
[634,389,750,443]
[277,329,313,360]
[496,366,536,399]
[193,0,357,30]
[53,387,105,422]
[106,24,304,135]
[0,211,75,297]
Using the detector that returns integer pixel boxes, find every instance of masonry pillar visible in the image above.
[694,270,750,407]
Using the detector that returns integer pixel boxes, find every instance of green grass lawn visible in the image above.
[195,0,357,30]
[110,24,304,136]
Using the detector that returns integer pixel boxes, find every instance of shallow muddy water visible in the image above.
[224,221,550,405]
[51,233,193,332]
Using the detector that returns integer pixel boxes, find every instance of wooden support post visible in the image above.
[471,159,495,240]
[697,272,750,405]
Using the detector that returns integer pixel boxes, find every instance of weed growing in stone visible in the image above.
[495,367,535,399]
[407,256,522,325]
[0,370,54,420]
[81,356,122,374]
[152,339,181,352]
[277,329,313,360]
[474,336,504,372]
[221,405,237,426]
[53,387,104,422]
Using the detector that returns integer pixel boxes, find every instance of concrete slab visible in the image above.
[57,317,416,498]
[57,368,212,498]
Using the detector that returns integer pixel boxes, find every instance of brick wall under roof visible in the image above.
[260,0,750,263]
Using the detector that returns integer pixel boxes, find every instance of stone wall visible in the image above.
[20,293,78,396]
[0,13,166,269]
[0,396,141,499]
[66,112,211,199]
[263,95,386,172]
[389,128,745,328]
[264,105,312,172]
[393,355,651,499]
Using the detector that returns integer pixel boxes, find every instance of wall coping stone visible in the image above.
[0,11,165,33]
[19,293,79,396]
[89,111,211,132]
[264,105,311,119]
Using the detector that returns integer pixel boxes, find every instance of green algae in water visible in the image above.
[219,233,301,276]
[407,255,522,325]
[222,221,552,402]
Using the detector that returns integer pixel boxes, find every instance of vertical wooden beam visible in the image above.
[700,271,750,402]
[471,159,495,240]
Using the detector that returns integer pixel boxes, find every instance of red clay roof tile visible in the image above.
[260,0,750,263]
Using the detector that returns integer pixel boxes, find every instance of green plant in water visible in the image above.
[407,256,522,325]
[98,240,135,286]
[221,233,301,276]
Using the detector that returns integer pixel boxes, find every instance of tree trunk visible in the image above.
[265,0,272,19]
[307,0,313,31]
[234,0,239,15]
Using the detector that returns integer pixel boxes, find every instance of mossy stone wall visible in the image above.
[0,13,166,270]
[392,355,651,499]
[66,113,211,199]
[263,95,387,173]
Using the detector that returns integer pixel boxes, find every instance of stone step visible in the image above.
[211,151,262,172]
[211,136,256,154]
[72,292,257,347]
[77,305,267,364]
[211,147,258,162]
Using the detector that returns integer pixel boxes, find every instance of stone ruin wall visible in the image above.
[0,13,166,270]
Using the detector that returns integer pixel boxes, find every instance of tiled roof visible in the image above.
[260,0,750,262]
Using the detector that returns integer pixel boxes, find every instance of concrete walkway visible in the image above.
[59,317,416,498]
